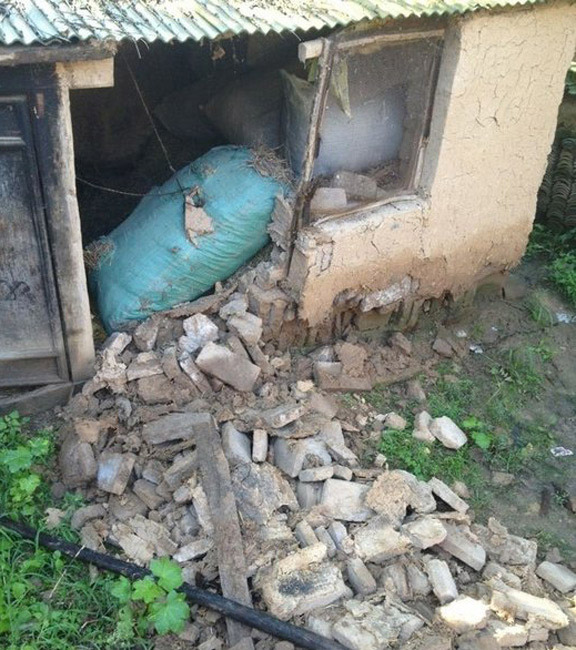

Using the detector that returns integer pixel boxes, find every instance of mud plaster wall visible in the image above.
[290,1,576,326]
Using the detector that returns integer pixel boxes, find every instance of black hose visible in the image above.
[0,517,346,650]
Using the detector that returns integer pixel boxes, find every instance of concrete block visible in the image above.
[354,518,411,562]
[429,477,470,512]
[133,478,165,510]
[403,517,447,549]
[333,465,353,480]
[309,187,347,214]
[328,521,352,553]
[142,412,208,445]
[426,559,458,604]
[126,352,163,381]
[97,452,136,495]
[332,170,378,201]
[133,318,159,351]
[59,434,97,487]
[536,561,576,593]
[295,520,319,547]
[430,417,468,449]
[314,526,337,557]
[173,537,213,562]
[274,437,330,478]
[252,429,268,463]
[489,583,569,629]
[299,466,334,482]
[438,524,486,571]
[381,563,411,601]
[262,403,307,429]
[296,481,323,509]
[222,422,252,466]
[196,343,261,392]
[347,558,377,595]
[320,479,373,521]
[180,314,219,353]
[228,312,263,346]
[438,596,489,633]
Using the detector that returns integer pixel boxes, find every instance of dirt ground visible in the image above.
[334,256,576,564]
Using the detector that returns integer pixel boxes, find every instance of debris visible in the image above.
[273,437,331,478]
[294,520,319,547]
[126,352,163,381]
[97,452,136,495]
[180,314,220,354]
[438,524,486,571]
[58,434,97,487]
[228,313,263,346]
[185,202,214,246]
[299,466,334,482]
[403,517,447,549]
[550,446,573,457]
[354,517,411,561]
[133,318,160,352]
[261,403,307,429]
[429,416,468,449]
[535,561,576,593]
[141,412,203,445]
[314,362,372,392]
[71,504,107,530]
[328,521,352,553]
[252,429,268,463]
[432,337,455,358]
[429,477,470,513]
[438,596,489,633]
[257,543,349,620]
[309,187,347,214]
[406,380,426,402]
[174,538,213,562]
[426,558,458,604]
[196,343,261,392]
[346,558,377,595]
[222,422,252,466]
[320,479,373,522]
[473,519,537,566]
[413,411,435,443]
[382,412,407,430]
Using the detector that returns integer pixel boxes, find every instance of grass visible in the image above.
[0,411,156,649]
[369,340,558,516]
[525,223,576,309]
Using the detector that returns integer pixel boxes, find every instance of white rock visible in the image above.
[294,520,319,547]
[536,561,576,593]
[228,312,263,346]
[180,314,219,353]
[413,411,435,443]
[428,477,469,513]
[299,466,334,482]
[347,558,377,595]
[402,517,447,549]
[354,517,411,562]
[173,538,213,562]
[438,524,486,571]
[429,416,468,449]
[426,559,458,604]
[221,422,252,466]
[489,582,569,630]
[321,479,373,522]
[252,429,268,463]
[438,596,489,633]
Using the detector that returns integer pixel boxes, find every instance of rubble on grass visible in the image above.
[54,271,576,649]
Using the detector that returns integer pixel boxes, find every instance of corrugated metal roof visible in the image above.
[0,0,545,46]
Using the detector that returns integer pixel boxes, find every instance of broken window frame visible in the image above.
[293,26,445,229]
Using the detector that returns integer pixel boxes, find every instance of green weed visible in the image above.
[110,558,190,638]
[0,412,160,649]
[524,292,556,327]
[549,252,576,307]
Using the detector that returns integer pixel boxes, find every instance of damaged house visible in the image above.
[0,0,575,407]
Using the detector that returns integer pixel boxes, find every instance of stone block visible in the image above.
[221,422,252,466]
[142,412,209,445]
[347,558,377,595]
[59,433,97,487]
[314,526,337,557]
[328,521,352,553]
[164,452,197,490]
[97,452,136,495]
[333,465,353,480]
[403,517,447,549]
[426,559,458,604]
[133,318,159,351]
[296,481,323,509]
[309,187,347,214]
[299,466,334,482]
[331,170,378,201]
[489,583,569,629]
[196,343,261,392]
[413,411,435,443]
[252,429,268,463]
[429,477,470,513]
[133,478,165,510]
[294,520,319,547]
[354,517,411,562]
[173,537,213,562]
[321,479,373,522]
[309,393,339,419]
[314,362,372,392]
[536,561,576,593]
[228,312,263,346]
[126,352,163,381]
[136,375,173,404]
[179,314,219,353]
[258,543,349,620]
[273,437,330,478]
[438,524,486,571]
[429,417,467,449]
[438,596,489,633]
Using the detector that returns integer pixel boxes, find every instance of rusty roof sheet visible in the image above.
[0,0,546,46]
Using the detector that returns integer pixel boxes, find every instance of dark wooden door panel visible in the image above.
[0,95,68,386]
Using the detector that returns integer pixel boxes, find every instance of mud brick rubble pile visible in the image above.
[54,271,576,650]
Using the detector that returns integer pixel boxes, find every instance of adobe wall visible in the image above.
[289,1,576,326]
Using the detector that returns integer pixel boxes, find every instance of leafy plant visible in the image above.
[110,558,190,637]
[462,416,493,450]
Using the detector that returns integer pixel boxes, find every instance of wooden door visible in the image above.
[0,94,69,386]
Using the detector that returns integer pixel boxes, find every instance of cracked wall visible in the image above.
[289,1,576,327]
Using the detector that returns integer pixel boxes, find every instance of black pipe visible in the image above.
[0,517,346,650]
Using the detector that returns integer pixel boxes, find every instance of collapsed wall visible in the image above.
[287,1,576,328]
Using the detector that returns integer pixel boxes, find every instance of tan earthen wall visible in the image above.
[290,1,576,326]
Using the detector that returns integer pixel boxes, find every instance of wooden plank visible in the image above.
[56,58,114,90]
[192,414,254,648]
[0,42,117,67]
[35,68,95,381]
[0,382,74,416]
